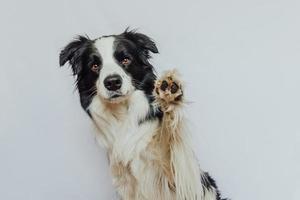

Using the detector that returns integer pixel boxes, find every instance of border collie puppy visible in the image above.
[60,29,226,200]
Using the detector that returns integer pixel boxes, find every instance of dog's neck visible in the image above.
[88,90,159,164]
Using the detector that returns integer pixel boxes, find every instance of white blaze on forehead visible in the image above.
[94,36,134,99]
[94,36,116,65]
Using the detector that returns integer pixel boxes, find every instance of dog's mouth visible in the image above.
[108,90,124,99]
[102,91,130,104]
[110,93,122,99]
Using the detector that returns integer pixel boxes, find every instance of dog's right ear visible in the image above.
[59,35,90,75]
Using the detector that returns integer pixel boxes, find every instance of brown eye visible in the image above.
[121,58,131,65]
[91,64,100,72]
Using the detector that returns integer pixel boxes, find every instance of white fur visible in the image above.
[94,37,134,100]
[89,89,159,166]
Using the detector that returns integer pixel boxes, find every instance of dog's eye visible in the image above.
[91,64,100,73]
[121,58,131,65]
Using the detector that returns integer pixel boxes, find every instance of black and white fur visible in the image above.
[60,29,226,200]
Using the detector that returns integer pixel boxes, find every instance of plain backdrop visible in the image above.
[0,0,299,199]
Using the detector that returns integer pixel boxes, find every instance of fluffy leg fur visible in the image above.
[153,70,226,200]
[153,70,203,200]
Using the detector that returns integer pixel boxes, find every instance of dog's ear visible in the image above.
[123,29,159,57]
[59,35,90,75]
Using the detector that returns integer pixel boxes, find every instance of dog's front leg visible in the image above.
[153,69,203,200]
[153,69,185,141]
[110,161,137,200]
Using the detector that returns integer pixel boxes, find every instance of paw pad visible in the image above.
[160,80,168,91]
[154,70,183,104]
[170,82,178,94]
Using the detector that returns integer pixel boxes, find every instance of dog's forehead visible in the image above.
[94,36,116,59]
[93,36,136,60]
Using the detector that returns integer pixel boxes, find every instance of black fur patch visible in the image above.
[201,172,228,200]
[60,35,101,111]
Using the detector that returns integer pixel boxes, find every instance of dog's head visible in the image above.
[59,30,158,110]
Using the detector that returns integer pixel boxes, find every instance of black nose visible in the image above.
[104,75,122,91]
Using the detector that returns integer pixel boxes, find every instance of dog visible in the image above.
[60,29,226,200]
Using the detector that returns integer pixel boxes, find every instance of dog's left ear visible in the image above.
[123,29,159,57]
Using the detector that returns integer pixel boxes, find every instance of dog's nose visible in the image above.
[104,74,122,91]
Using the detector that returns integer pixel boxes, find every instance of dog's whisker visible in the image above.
[81,86,97,94]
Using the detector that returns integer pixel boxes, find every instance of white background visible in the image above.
[0,0,299,199]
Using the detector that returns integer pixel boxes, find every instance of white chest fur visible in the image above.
[88,90,159,165]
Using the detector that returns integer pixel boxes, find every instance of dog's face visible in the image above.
[60,30,158,111]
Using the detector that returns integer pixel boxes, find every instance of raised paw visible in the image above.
[154,70,183,111]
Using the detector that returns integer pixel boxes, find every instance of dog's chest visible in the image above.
[89,90,159,164]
